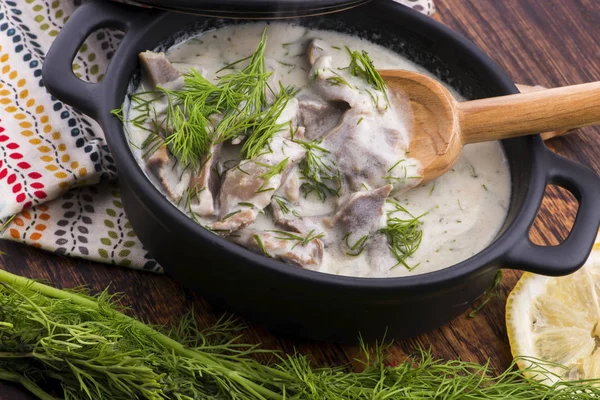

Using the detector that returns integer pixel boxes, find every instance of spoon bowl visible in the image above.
[380,69,600,184]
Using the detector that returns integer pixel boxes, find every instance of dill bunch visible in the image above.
[2,268,600,400]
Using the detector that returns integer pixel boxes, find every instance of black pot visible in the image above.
[43,0,600,342]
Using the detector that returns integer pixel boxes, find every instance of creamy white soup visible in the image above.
[123,23,511,278]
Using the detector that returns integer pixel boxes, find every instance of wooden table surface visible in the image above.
[2,0,599,398]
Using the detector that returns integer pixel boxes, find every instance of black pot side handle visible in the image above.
[504,151,600,276]
[42,1,152,120]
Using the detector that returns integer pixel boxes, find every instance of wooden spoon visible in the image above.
[379,70,600,183]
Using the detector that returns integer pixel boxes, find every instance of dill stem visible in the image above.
[0,370,58,400]
[0,352,37,358]
[0,268,286,400]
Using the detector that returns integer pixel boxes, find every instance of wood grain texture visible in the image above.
[459,82,600,141]
[1,0,599,398]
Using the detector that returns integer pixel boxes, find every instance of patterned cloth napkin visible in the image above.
[0,0,434,272]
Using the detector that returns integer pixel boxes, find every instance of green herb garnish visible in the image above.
[467,161,479,178]
[270,229,325,249]
[380,199,426,270]
[343,233,369,256]
[253,234,269,256]
[115,29,299,168]
[160,92,214,169]
[240,84,297,159]
[255,157,289,193]
[272,195,291,214]
[326,70,352,88]
[345,47,390,106]
[295,139,342,201]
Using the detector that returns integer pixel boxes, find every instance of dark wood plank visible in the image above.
[2,0,600,397]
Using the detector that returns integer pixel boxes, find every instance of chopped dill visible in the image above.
[273,195,291,214]
[256,158,289,193]
[184,186,206,224]
[270,229,325,249]
[382,159,408,185]
[482,184,488,191]
[357,117,364,125]
[277,60,295,68]
[380,199,426,270]
[387,159,406,173]
[253,234,269,256]
[222,210,242,220]
[345,46,390,106]
[295,139,342,201]
[237,202,255,208]
[110,105,124,122]
[326,71,352,88]
[343,233,369,256]
[236,164,251,176]
[467,162,478,178]
[429,182,436,196]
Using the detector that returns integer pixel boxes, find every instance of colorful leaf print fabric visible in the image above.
[0,0,433,272]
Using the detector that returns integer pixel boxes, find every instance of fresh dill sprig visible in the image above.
[380,199,427,270]
[240,84,296,159]
[0,269,282,400]
[213,30,271,144]
[345,47,390,106]
[3,269,600,399]
[159,91,214,169]
[270,229,325,249]
[295,139,342,201]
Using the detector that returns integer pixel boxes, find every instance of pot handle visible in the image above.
[503,151,600,276]
[42,1,152,119]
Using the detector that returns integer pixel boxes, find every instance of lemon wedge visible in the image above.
[506,239,600,383]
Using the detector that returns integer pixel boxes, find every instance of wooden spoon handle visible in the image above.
[458,81,600,143]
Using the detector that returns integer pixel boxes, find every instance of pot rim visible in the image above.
[98,0,540,289]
